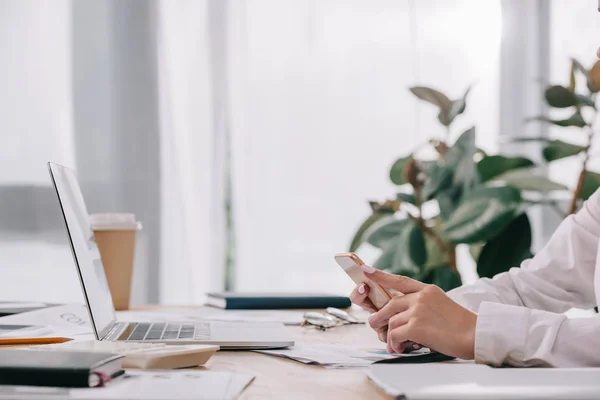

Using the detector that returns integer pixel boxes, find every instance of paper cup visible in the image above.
[90,213,142,311]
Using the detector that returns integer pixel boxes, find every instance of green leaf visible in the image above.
[349,211,394,252]
[581,171,600,200]
[396,192,416,204]
[373,244,397,271]
[441,186,522,244]
[477,213,532,279]
[410,87,452,120]
[444,86,472,126]
[544,85,577,108]
[491,168,568,192]
[390,220,427,275]
[422,128,476,204]
[528,112,587,128]
[469,243,484,263]
[436,189,458,221]
[409,86,470,127]
[389,155,413,185]
[422,163,453,200]
[575,94,596,108]
[421,267,461,291]
[542,140,586,162]
[365,218,408,249]
[477,155,535,182]
[445,127,478,193]
[424,233,447,270]
[507,136,550,143]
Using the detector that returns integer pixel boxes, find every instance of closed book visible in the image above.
[205,293,351,310]
[0,350,124,388]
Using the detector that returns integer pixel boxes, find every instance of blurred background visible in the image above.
[0,0,598,306]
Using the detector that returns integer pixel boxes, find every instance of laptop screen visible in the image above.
[48,162,116,339]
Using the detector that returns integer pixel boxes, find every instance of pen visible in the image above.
[0,337,72,346]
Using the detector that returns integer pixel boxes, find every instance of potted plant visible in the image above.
[349,59,600,291]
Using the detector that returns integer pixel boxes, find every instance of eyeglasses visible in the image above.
[301,307,364,330]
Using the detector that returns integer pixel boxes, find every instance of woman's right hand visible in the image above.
[349,283,389,343]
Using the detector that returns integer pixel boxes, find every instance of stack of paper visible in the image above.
[0,370,254,400]
[255,344,425,368]
[0,304,93,339]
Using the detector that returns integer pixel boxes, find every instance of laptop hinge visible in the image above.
[103,322,128,341]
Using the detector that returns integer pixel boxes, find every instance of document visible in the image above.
[0,304,93,338]
[255,344,426,368]
[0,370,255,400]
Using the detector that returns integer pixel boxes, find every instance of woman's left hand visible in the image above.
[361,264,477,360]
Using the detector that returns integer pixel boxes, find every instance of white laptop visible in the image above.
[48,162,294,350]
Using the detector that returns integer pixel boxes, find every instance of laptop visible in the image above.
[48,162,294,349]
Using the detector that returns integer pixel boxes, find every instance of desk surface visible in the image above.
[140,306,389,400]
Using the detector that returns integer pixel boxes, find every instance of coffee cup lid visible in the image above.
[89,213,142,231]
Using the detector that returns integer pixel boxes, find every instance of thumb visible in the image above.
[360,264,425,294]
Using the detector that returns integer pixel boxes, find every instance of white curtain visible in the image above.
[228,0,502,293]
[157,0,226,303]
[0,0,503,304]
[0,0,83,303]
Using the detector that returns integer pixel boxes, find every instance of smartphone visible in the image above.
[334,252,393,310]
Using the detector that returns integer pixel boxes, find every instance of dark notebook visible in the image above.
[0,350,124,388]
[205,292,351,310]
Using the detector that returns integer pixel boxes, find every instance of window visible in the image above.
[229,0,502,293]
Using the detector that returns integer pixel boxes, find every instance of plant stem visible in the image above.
[568,126,595,214]
[412,181,451,263]
[412,194,456,273]
[448,244,458,273]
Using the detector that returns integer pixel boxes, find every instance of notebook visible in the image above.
[0,349,123,388]
[205,293,351,310]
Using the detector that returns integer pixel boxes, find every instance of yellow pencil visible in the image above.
[0,337,72,346]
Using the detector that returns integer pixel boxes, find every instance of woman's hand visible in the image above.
[361,264,477,359]
[349,282,390,343]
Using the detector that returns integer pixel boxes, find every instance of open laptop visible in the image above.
[48,162,294,349]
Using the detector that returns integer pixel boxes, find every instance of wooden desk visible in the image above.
[137,306,390,400]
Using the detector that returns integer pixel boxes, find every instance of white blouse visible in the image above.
[447,189,600,367]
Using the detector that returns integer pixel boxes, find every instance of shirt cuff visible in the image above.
[474,301,531,366]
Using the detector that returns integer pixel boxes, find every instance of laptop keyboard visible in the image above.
[126,322,211,341]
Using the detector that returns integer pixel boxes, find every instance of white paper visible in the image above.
[0,325,52,338]
[0,371,255,400]
[0,304,93,337]
[255,344,426,368]
[367,364,600,400]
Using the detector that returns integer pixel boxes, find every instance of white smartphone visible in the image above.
[334,252,393,310]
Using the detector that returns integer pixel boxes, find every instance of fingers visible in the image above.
[368,294,412,329]
[387,312,409,354]
[388,310,410,331]
[349,283,378,313]
[388,325,411,354]
[359,264,425,294]
[376,326,387,343]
